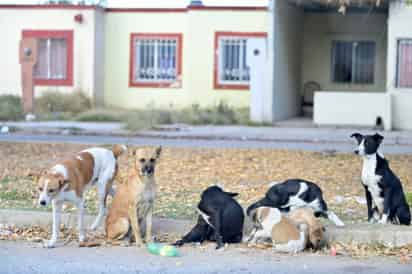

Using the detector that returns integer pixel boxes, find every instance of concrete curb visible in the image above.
[1,209,412,247]
[8,128,412,147]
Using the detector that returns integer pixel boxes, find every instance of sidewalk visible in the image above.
[2,121,126,134]
[2,121,412,145]
[1,209,412,247]
[141,125,412,145]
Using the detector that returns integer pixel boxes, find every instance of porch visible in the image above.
[257,0,399,129]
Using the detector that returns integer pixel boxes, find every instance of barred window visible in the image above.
[216,35,250,88]
[131,34,182,87]
[332,41,375,84]
[397,39,412,88]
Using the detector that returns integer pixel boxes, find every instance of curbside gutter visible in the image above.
[1,209,412,247]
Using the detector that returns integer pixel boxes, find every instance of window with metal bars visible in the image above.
[34,38,68,80]
[217,36,250,86]
[331,41,376,84]
[397,39,412,88]
[131,34,182,87]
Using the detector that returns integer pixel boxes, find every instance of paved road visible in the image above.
[1,133,412,154]
[1,241,410,274]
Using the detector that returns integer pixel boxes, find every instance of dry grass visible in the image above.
[1,143,412,223]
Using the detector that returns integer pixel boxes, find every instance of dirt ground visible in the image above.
[1,142,412,223]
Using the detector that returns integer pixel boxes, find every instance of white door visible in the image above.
[247,38,267,122]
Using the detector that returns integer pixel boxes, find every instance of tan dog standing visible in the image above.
[106,146,162,247]
[287,208,325,249]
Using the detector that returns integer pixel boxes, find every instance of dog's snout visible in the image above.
[354,150,359,155]
[141,165,154,175]
[40,200,47,206]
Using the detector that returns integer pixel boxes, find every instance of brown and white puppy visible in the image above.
[35,145,126,248]
[287,208,325,249]
[106,146,162,247]
[247,207,308,253]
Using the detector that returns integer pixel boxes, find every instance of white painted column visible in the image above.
[249,0,275,123]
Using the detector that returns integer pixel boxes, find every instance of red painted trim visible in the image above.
[129,33,183,88]
[105,6,267,13]
[106,8,187,13]
[22,30,74,86]
[0,4,98,10]
[0,4,267,12]
[213,31,267,90]
[188,6,267,11]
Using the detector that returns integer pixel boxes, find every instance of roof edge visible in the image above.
[0,4,102,10]
[0,4,267,12]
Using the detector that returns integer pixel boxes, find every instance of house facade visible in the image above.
[262,0,412,130]
[0,3,268,110]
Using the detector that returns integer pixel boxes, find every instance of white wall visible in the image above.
[0,7,98,100]
[387,2,412,130]
[314,91,390,129]
[272,0,303,120]
[93,9,105,106]
[302,12,387,94]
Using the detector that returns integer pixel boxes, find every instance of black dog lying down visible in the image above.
[247,179,344,227]
[174,186,244,249]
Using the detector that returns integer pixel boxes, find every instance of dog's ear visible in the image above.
[53,174,68,188]
[155,146,162,159]
[249,209,258,223]
[350,133,363,144]
[27,169,46,180]
[58,178,70,188]
[373,133,384,145]
[225,191,239,197]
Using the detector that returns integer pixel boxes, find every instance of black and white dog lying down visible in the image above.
[351,133,411,225]
[174,185,244,249]
[246,179,345,227]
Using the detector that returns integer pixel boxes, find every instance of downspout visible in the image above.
[264,0,276,122]
[385,5,392,131]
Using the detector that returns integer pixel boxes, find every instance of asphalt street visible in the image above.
[1,241,411,274]
[1,133,412,154]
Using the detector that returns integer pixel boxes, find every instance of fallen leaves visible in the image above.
[330,242,412,263]
[1,143,412,222]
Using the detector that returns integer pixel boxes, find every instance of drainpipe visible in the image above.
[264,0,276,122]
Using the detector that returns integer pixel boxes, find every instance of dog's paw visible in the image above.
[368,217,378,224]
[43,239,56,248]
[335,221,345,227]
[173,240,184,247]
[79,234,86,243]
[215,242,225,250]
[378,214,388,224]
[89,223,98,231]
[135,241,144,248]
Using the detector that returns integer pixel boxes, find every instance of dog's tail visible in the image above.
[112,144,127,158]
[246,197,270,217]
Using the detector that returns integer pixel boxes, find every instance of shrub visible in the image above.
[125,102,252,130]
[0,95,23,121]
[35,91,91,115]
[406,192,412,208]
[74,109,126,122]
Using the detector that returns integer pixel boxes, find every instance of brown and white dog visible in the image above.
[287,208,325,250]
[247,207,308,253]
[35,144,126,248]
[106,146,162,247]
